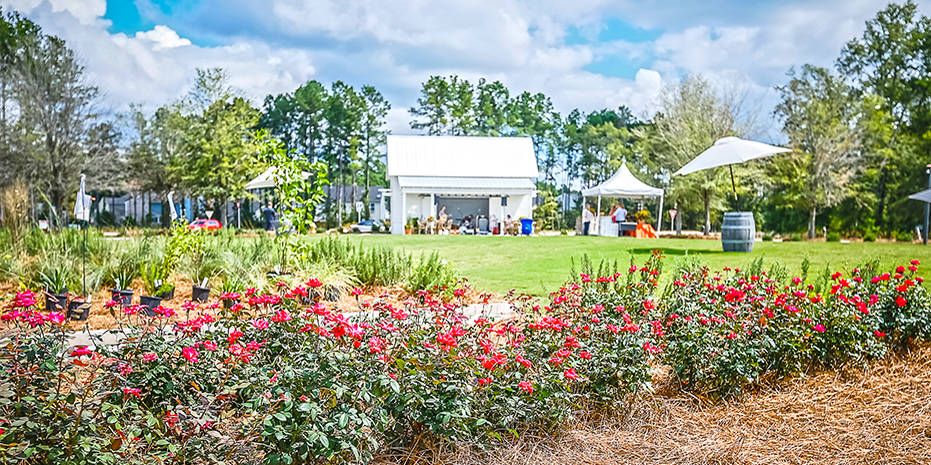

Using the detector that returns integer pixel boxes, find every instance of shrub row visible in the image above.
[1,254,929,464]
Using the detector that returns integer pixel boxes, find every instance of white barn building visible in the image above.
[387,135,538,235]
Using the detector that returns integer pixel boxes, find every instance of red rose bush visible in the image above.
[1,254,929,464]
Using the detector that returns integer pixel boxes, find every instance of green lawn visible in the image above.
[335,235,931,296]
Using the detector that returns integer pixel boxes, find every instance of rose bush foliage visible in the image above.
[1,254,929,464]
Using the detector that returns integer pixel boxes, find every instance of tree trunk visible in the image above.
[363,136,371,221]
[876,166,887,230]
[220,197,228,227]
[808,206,817,239]
[703,193,711,236]
[675,203,682,235]
[336,153,344,227]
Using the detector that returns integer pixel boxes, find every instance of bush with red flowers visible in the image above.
[2,255,930,464]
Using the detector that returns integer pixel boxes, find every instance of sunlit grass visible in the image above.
[326,235,931,295]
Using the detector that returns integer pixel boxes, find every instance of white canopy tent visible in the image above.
[581,163,665,233]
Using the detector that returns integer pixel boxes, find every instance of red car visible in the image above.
[187,219,222,230]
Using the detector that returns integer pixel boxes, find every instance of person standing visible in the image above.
[262,201,277,236]
[613,201,628,223]
[582,203,594,236]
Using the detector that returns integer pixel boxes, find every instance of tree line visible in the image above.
[403,1,931,239]
[1,2,930,238]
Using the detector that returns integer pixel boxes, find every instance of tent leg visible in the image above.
[597,195,601,236]
[657,194,664,233]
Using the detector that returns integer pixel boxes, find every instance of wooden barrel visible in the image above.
[721,212,755,253]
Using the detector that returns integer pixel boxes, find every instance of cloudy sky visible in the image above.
[0,0,920,137]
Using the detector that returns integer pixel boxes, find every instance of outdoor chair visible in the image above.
[478,218,489,235]
[417,219,427,234]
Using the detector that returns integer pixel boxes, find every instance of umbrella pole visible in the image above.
[729,165,739,211]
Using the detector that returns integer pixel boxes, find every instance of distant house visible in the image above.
[321,185,388,222]
[386,135,538,235]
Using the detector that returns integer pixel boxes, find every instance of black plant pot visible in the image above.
[156,288,175,301]
[68,299,91,321]
[45,291,68,312]
[222,298,239,310]
[110,288,134,306]
[192,285,210,303]
[139,295,162,316]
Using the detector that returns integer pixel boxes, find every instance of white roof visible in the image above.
[387,135,538,178]
[581,163,663,198]
[397,176,535,191]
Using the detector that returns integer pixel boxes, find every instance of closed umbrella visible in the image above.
[674,136,791,209]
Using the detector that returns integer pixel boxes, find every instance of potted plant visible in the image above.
[218,272,245,309]
[67,297,91,321]
[140,263,169,315]
[405,218,416,235]
[38,267,71,312]
[156,281,175,301]
[192,277,210,303]
[109,264,136,306]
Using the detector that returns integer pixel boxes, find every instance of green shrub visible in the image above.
[762,234,773,242]
[406,252,457,293]
[826,232,841,242]
[791,232,803,242]
[896,232,914,242]
[864,232,877,242]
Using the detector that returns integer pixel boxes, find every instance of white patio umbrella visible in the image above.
[674,136,791,209]
[908,188,931,203]
[245,167,310,190]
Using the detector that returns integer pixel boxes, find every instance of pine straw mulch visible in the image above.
[375,345,931,465]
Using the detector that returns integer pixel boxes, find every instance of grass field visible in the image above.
[333,235,931,295]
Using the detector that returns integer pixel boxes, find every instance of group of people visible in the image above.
[431,206,518,235]
[581,200,656,238]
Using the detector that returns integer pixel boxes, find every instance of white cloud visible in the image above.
[133,25,192,51]
[3,0,929,137]
[2,0,104,24]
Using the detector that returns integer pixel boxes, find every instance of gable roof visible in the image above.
[581,163,663,198]
[387,135,539,178]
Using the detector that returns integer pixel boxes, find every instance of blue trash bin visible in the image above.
[520,218,534,235]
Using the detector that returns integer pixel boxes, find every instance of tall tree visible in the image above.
[649,74,756,235]
[0,9,41,189]
[837,0,931,229]
[324,81,363,227]
[474,78,510,136]
[174,68,262,226]
[409,75,451,135]
[15,32,100,226]
[774,65,861,239]
[447,76,474,136]
[359,85,389,220]
[126,104,186,226]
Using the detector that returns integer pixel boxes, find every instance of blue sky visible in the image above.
[1,0,922,135]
